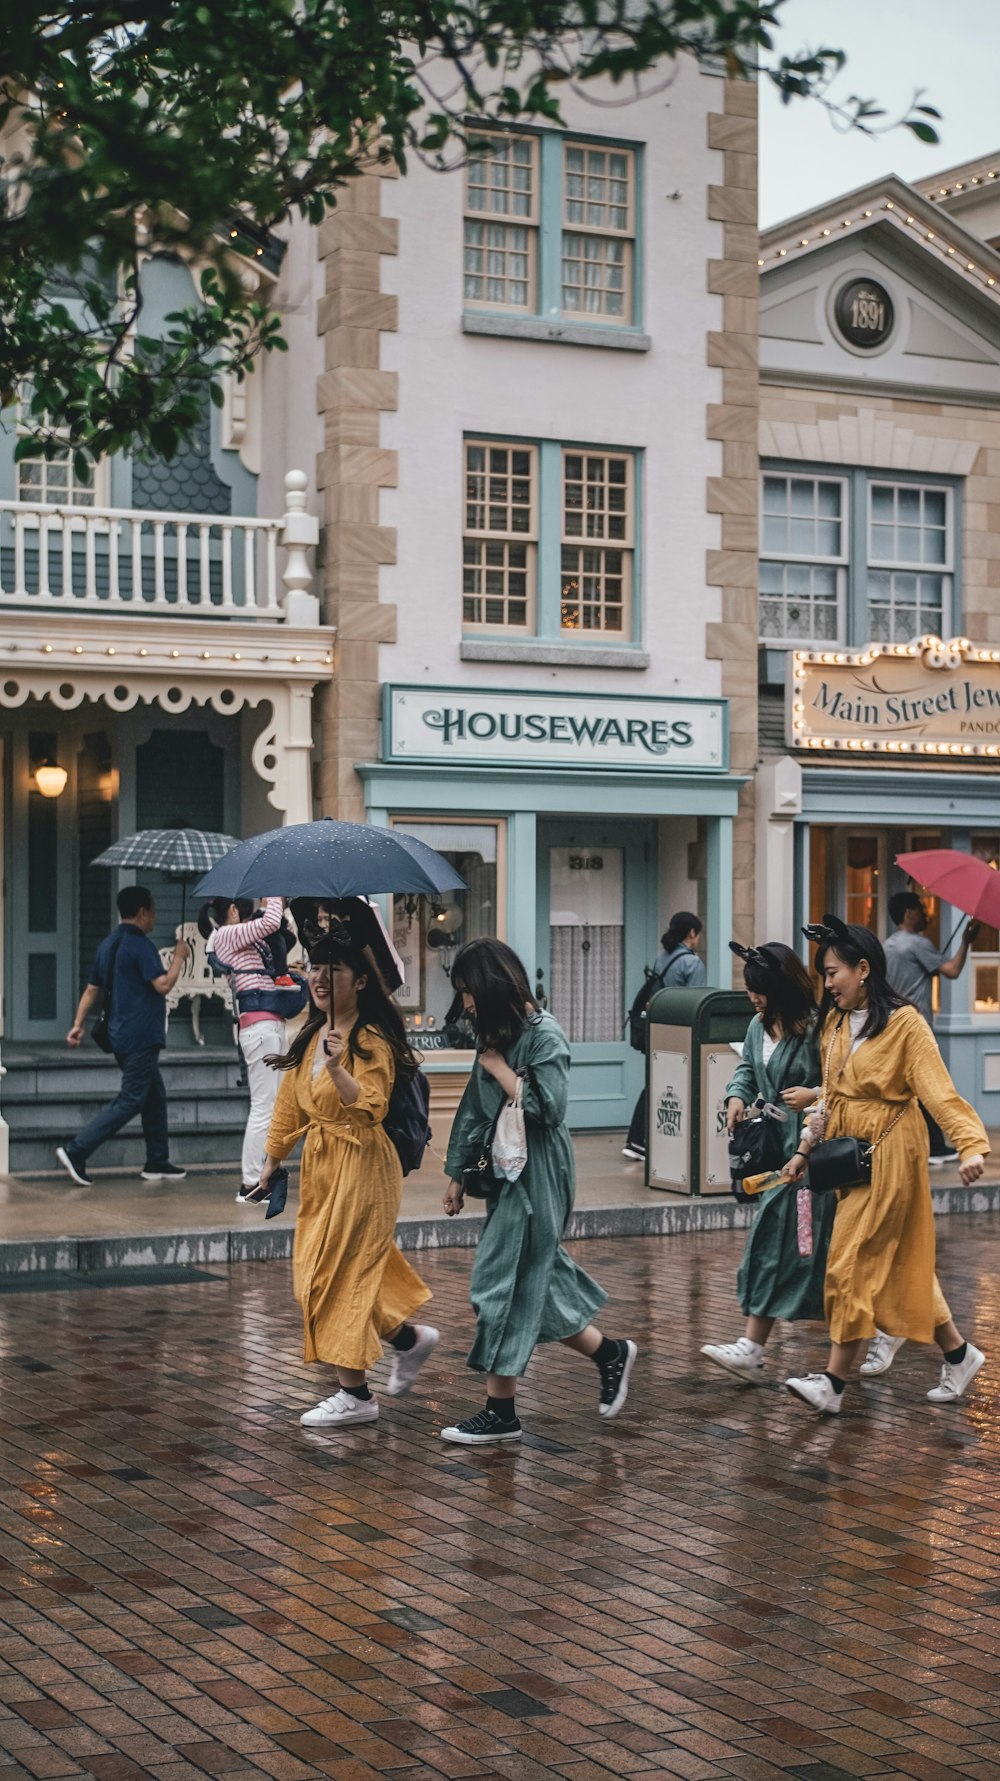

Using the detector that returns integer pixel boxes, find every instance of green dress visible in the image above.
[445,1011,607,1376]
[725,1017,833,1321]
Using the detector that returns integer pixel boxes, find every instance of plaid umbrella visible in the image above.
[92,828,241,929]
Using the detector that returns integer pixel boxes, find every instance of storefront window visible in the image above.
[389,820,503,1049]
[969,834,1000,1015]
[845,833,881,932]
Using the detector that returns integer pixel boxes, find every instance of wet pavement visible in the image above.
[1,1218,999,1780]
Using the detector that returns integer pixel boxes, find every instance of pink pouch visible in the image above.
[796,1186,813,1257]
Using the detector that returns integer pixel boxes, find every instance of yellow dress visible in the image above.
[820,1004,988,1345]
[265,1029,430,1370]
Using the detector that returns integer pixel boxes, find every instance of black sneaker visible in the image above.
[56,1146,92,1187]
[441,1407,522,1444]
[141,1161,187,1182]
[235,1182,269,1205]
[598,1338,638,1420]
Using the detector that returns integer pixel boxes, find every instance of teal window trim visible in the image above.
[465,124,644,339]
[465,431,642,646]
[761,459,963,654]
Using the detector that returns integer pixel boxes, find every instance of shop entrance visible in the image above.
[535,819,654,1129]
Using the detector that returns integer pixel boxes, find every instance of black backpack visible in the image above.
[384,1068,432,1177]
[626,951,680,1052]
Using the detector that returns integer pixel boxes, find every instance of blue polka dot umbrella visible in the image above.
[193,818,467,900]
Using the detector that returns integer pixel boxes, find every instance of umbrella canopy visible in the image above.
[896,849,1000,929]
[194,818,466,900]
[92,828,241,876]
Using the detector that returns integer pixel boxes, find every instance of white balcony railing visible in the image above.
[0,468,318,624]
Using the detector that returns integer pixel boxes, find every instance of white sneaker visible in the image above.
[621,1143,645,1161]
[701,1337,766,1384]
[385,1325,439,1397]
[927,1343,985,1404]
[299,1390,379,1427]
[927,1150,959,1168]
[860,1331,905,1378]
[785,1373,843,1415]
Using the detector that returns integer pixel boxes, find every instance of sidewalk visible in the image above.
[4,1129,1000,1273]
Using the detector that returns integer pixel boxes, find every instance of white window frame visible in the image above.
[561,142,635,326]
[866,479,953,645]
[759,471,849,647]
[462,438,538,635]
[463,134,539,314]
[15,397,110,521]
[560,448,634,637]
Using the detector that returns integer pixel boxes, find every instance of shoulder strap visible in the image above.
[102,928,130,1012]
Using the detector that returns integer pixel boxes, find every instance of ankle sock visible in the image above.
[945,1342,967,1365]
[824,1372,846,1395]
[389,1323,417,1353]
[344,1383,372,1401]
[592,1336,621,1370]
[487,1395,517,1422]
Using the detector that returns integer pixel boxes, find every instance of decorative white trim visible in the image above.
[0,611,332,822]
[760,413,980,477]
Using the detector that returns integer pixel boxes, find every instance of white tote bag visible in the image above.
[491,1076,528,1183]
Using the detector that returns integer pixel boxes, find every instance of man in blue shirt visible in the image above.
[56,886,190,1187]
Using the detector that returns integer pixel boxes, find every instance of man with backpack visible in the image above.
[623,911,706,1162]
[57,886,189,1186]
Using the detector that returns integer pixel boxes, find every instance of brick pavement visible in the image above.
[1,1216,999,1781]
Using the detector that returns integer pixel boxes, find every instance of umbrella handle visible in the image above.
[942,916,968,952]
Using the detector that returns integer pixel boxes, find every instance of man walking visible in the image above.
[885,889,977,1165]
[56,886,190,1187]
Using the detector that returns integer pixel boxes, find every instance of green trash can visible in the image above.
[645,986,753,1195]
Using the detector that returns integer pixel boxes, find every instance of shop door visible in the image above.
[536,819,653,1129]
[5,729,79,1040]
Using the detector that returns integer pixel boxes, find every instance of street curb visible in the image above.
[1,1181,999,1274]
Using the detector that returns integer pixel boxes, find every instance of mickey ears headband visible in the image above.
[729,939,782,972]
[801,912,851,946]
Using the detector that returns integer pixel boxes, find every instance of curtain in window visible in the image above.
[549,923,622,1043]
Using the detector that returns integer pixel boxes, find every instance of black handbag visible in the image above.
[92,930,127,1054]
[728,1031,806,1195]
[806,1022,906,1195]
[460,1098,505,1198]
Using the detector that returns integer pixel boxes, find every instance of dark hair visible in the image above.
[888,890,924,926]
[743,941,816,1039]
[118,884,153,920]
[446,938,536,1051]
[197,897,254,940]
[662,910,702,953]
[818,922,909,1040]
[271,932,419,1078]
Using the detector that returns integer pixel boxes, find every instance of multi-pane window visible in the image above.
[760,473,846,643]
[969,835,1000,1015]
[561,452,632,633]
[462,441,536,630]
[16,402,100,507]
[463,136,538,310]
[760,469,955,648]
[562,146,634,322]
[464,133,639,329]
[867,482,951,643]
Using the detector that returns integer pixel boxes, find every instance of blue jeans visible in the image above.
[72,1047,170,1167]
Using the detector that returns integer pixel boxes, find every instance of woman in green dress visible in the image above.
[701,939,830,1386]
[441,938,637,1445]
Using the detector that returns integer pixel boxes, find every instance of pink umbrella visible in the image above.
[896,849,1000,929]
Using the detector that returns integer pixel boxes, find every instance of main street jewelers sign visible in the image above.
[790,637,1000,757]
[385,686,727,772]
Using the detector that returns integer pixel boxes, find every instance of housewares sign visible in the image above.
[385,686,726,772]
[790,637,1000,757]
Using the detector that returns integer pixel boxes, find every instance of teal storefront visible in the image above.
[360,684,742,1130]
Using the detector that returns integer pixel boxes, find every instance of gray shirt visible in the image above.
[884,929,943,1024]
[653,946,707,989]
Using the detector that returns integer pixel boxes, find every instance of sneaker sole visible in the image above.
[785,1380,841,1414]
[55,1148,92,1188]
[860,1346,905,1379]
[300,1411,380,1427]
[385,1330,440,1397]
[927,1349,985,1403]
[600,1340,638,1420]
[701,1347,766,1385]
[142,1172,187,1183]
[440,1427,522,1444]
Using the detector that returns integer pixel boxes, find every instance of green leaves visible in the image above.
[1,0,941,462]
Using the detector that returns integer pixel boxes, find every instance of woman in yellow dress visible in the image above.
[783,918,987,1416]
[258,929,436,1428]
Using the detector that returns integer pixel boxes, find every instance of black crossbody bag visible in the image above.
[728,1030,807,1198]
[807,1020,906,1195]
[92,930,127,1054]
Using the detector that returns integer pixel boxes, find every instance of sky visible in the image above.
[760,0,1000,228]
